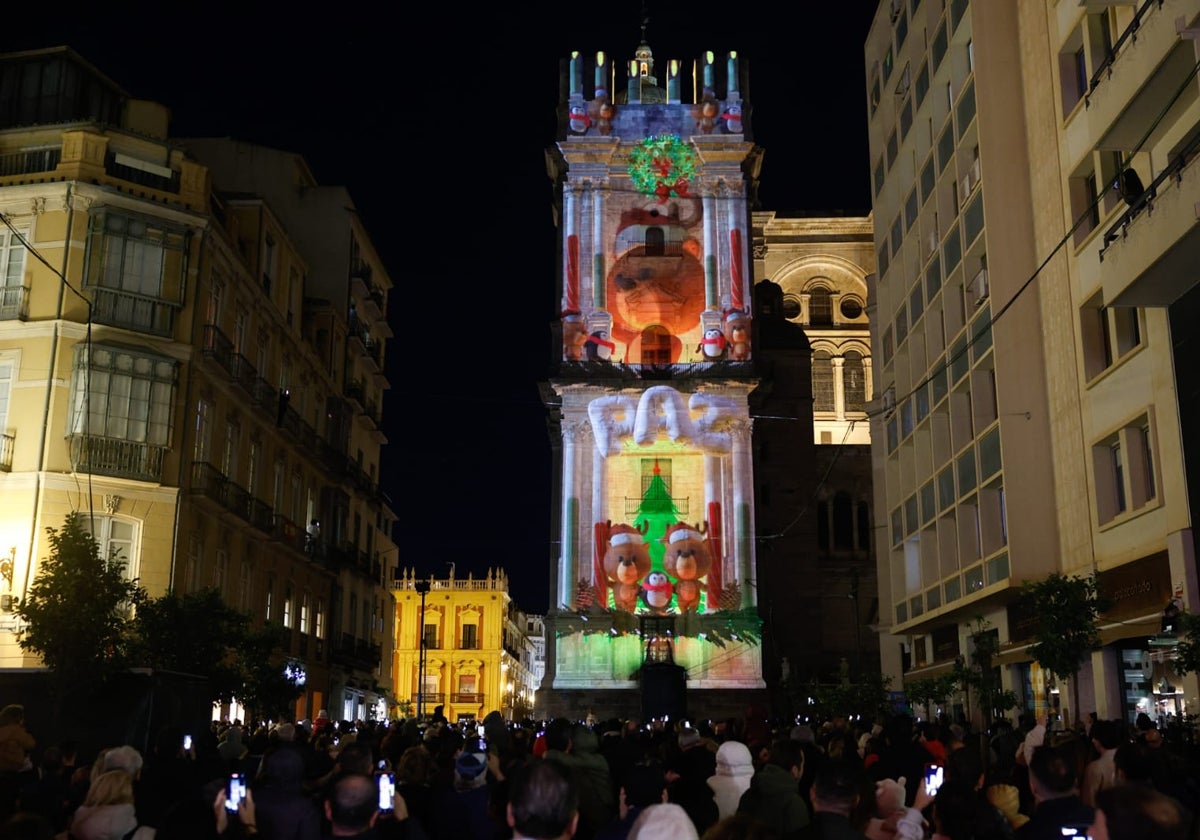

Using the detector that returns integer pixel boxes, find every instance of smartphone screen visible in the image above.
[183,734,193,751]
[377,772,395,811]
[924,763,944,797]
[225,773,246,812]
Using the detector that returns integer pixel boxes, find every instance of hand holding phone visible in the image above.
[183,734,193,751]
[377,772,395,812]
[924,763,944,797]
[225,773,246,812]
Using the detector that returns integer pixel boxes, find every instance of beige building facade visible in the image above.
[865,0,1199,726]
[0,47,397,723]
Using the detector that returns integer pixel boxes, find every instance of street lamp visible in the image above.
[415,578,431,723]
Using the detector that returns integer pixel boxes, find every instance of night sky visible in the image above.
[17,1,880,612]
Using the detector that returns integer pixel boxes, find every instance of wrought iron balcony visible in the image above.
[230,354,257,395]
[0,432,13,471]
[91,288,175,337]
[271,514,308,555]
[70,435,166,482]
[104,151,181,193]
[0,286,29,320]
[331,632,381,670]
[201,325,236,376]
[0,147,61,178]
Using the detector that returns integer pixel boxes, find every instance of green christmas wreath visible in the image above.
[628,134,698,201]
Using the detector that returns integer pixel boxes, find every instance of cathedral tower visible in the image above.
[540,40,768,719]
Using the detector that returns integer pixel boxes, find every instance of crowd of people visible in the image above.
[0,700,1196,840]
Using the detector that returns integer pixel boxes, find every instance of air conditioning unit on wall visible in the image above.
[882,386,897,417]
[969,269,989,307]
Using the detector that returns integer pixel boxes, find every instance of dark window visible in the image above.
[833,493,854,551]
[844,351,866,411]
[640,325,671,365]
[461,624,478,649]
[809,288,833,326]
[813,350,834,411]
[423,624,439,649]
[645,227,664,256]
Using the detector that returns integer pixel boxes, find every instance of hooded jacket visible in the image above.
[736,762,811,837]
[707,741,754,819]
[252,746,321,840]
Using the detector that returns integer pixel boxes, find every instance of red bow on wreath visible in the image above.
[653,179,691,202]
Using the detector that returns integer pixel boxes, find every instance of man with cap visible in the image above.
[665,727,717,836]
[426,741,500,840]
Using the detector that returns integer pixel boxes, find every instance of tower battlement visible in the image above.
[558,46,749,142]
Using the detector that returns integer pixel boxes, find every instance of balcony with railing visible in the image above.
[230,355,258,395]
[348,317,384,371]
[201,325,236,377]
[189,462,276,533]
[0,432,13,471]
[278,404,319,451]
[104,151,181,193]
[0,146,61,180]
[70,435,166,482]
[450,693,481,704]
[0,286,29,321]
[330,632,381,670]
[271,514,308,555]
[1098,131,1200,306]
[251,377,278,420]
[1076,0,1185,151]
[91,287,176,337]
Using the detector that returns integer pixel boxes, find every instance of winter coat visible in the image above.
[66,803,154,840]
[0,723,34,774]
[736,763,811,838]
[252,747,321,840]
[707,741,754,819]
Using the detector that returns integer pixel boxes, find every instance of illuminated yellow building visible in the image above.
[0,47,397,722]
[393,569,539,723]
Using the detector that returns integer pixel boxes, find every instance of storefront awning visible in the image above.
[994,643,1032,667]
[1098,615,1160,647]
[903,659,958,680]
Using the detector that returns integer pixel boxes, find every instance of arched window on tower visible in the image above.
[809,287,833,326]
[641,325,671,365]
[645,227,665,256]
[813,350,834,412]
[844,350,866,411]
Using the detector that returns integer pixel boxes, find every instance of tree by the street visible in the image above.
[236,621,304,721]
[128,588,253,702]
[1022,572,1111,728]
[1172,610,1200,677]
[13,511,145,690]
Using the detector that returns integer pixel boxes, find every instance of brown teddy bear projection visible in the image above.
[661,522,712,612]
[603,522,651,612]
[725,309,750,361]
[562,311,587,361]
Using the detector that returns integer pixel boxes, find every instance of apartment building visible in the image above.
[181,138,398,723]
[865,0,1199,726]
[0,47,397,723]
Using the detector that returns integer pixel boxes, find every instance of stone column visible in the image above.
[731,418,756,607]
[832,355,846,421]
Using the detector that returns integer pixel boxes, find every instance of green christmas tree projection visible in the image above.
[629,459,697,612]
